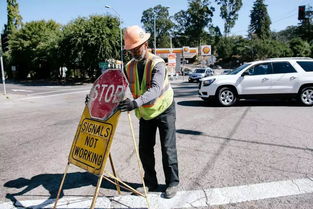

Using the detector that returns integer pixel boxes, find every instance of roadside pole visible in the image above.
[0,53,6,95]
[0,33,6,95]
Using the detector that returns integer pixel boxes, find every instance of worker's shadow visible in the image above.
[4,172,141,209]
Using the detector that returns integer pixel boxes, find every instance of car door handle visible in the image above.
[290,76,296,80]
[262,78,269,81]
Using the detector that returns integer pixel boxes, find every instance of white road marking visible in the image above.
[20,90,90,100]
[25,87,91,96]
[1,178,313,208]
[12,89,33,92]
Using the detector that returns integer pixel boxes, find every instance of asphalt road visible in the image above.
[1,78,313,209]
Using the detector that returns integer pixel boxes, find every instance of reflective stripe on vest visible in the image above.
[128,61,137,97]
[126,53,173,120]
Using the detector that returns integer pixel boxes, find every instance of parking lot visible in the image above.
[1,79,313,209]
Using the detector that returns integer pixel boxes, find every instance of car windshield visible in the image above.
[195,69,205,73]
[228,63,251,75]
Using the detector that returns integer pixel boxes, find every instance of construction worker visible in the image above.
[118,25,179,199]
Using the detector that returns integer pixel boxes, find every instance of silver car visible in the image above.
[188,68,213,83]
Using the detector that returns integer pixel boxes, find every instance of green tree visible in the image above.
[186,0,215,46]
[271,26,299,43]
[172,10,189,46]
[248,0,271,39]
[59,15,120,79]
[215,36,292,67]
[141,5,174,48]
[173,0,215,47]
[244,39,291,60]
[215,36,247,67]
[230,36,251,62]
[215,0,242,36]
[288,38,311,57]
[216,36,235,62]
[5,0,22,33]
[1,0,22,58]
[9,20,62,79]
[310,41,313,58]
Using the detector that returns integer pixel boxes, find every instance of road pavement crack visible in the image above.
[188,107,251,188]
[202,187,211,208]
[291,179,302,193]
[306,175,313,182]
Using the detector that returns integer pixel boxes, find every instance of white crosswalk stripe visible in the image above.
[1,178,313,209]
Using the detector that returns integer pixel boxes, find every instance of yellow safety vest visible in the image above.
[126,53,174,120]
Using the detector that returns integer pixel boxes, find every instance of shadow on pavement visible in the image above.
[4,172,143,209]
[177,100,209,107]
[177,99,307,107]
[176,127,313,153]
[235,99,304,107]
[176,129,203,135]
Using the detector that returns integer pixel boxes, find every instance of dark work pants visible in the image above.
[139,101,179,187]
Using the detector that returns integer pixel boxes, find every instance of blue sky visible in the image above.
[0,0,312,38]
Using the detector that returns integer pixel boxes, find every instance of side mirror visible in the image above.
[241,71,249,77]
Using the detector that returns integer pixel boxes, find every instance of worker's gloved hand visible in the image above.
[118,98,138,112]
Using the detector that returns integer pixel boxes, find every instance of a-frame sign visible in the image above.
[53,69,150,209]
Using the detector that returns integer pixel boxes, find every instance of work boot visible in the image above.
[133,184,158,195]
[164,185,178,199]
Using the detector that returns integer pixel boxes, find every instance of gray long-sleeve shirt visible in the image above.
[126,59,166,107]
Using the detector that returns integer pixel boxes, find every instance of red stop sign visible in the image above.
[87,69,128,120]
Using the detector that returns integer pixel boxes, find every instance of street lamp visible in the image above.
[105,5,123,71]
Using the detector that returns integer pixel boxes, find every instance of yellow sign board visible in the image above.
[69,106,120,175]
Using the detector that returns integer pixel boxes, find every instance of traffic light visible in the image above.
[298,5,306,20]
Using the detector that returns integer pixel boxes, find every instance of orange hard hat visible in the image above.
[124,25,151,50]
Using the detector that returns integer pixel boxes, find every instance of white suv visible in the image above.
[199,57,313,106]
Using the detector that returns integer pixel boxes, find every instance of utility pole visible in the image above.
[154,14,156,55]
[170,36,172,51]
[105,5,123,72]
[0,35,6,95]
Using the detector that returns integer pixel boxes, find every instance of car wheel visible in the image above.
[299,87,313,106]
[217,87,237,106]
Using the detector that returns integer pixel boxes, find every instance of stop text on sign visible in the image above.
[90,84,125,104]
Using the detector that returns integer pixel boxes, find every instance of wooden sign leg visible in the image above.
[109,153,121,194]
[53,163,70,209]
[90,174,105,209]
[127,112,150,208]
